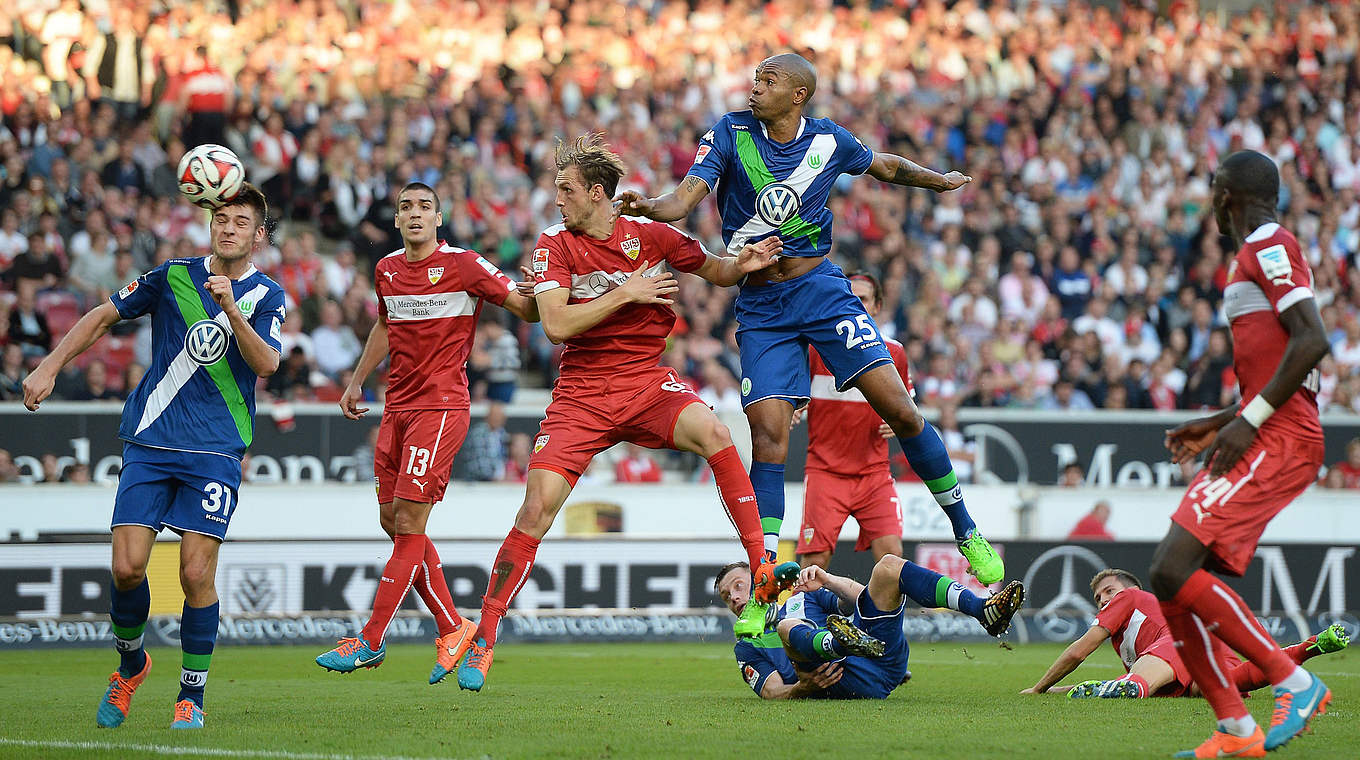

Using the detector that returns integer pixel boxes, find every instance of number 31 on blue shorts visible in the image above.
[112,442,243,540]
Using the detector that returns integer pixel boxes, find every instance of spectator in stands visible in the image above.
[67,358,119,401]
[480,320,521,404]
[1068,500,1115,541]
[7,281,51,360]
[1040,378,1096,412]
[1325,438,1360,490]
[352,425,378,485]
[0,208,26,268]
[461,403,510,482]
[310,300,360,381]
[121,361,144,395]
[4,232,63,290]
[1059,462,1085,488]
[1332,316,1360,377]
[1182,328,1234,410]
[0,343,27,400]
[60,462,91,483]
[266,346,313,400]
[615,444,664,484]
[503,432,532,483]
[39,453,62,484]
[0,449,19,483]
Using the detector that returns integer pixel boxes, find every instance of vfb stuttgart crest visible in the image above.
[185,319,229,366]
[755,182,800,226]
[621,235,641,260]
[427,266,444,285]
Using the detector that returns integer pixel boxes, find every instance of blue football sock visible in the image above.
[178,601,219,708]
[898,422,976,540]
[898,561,985,620]
[786,622,842,662]
[749,461,785,558]
[110,578,150,678]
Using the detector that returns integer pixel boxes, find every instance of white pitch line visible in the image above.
[0,738,475,760]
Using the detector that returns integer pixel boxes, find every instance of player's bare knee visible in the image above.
[700,418,734,457]
[513,499,552,538]
[750,426,789,463]
[776,618,805,640]
[178,560,215,595]
[873,554,905,581]
[111,559,146,589]
[885,407,924,438]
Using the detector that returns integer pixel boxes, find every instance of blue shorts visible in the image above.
[825,590,910,700]
[112,442,243,541]
[735,259,893,408]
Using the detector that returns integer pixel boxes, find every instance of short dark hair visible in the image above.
[1090,568,1142,596]
[713,561,749,594]
[398,182,440,212]
[556,133,627,198]
[1216,150,1280,205]
[221,182,268,229]
[847,271,883,307]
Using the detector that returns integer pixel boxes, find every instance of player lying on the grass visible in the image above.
[714,556,1024,699]
[453,134,783,692]
[1022,569,1349,699]
[24,184,283,730]
[313,182,539,684]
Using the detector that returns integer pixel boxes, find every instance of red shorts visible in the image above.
[529,367,703,487]
[797,468,902,554]
[1170,427,1324,576]
[374,408,469,505]
[1146,637,1239,698]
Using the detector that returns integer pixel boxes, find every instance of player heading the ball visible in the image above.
[24,183,284,730]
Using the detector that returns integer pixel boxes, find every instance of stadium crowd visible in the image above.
[2,0,1360,485]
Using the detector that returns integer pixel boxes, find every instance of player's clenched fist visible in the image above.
[21,366,57,411]
[338,383,369,420]
[618,260,678,305]
[205,275,238,315]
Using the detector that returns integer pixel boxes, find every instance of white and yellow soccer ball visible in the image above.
[177,144,245,209]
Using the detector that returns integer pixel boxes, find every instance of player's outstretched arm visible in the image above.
[206,275,279,377]
[614,176,710,222]
[339,318,388,420]
[1022,625,1110,694]
[693,237,783,287]
[505,266,541,323]
[22,301,122,411]
[866,152,971,193]
[536,260,678,344]
[1202,300,1330,477]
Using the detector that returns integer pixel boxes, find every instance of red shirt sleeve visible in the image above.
[1095,589,1133,634]
[655,223,707,274]
[1243,233,1314,314]
[456,251,513,306]
[890,341,915,396]
[532,233,572,296]
[375,263,388,320]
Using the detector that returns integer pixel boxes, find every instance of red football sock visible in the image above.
[476,527,540,647]
[411,536,461,637]
[1229,640,1313,692]
[1176,570,1296,684]
[1161,597,1249,721]
[1121,674,1150,698]
[707,445,765,569]
[361,533,424,649]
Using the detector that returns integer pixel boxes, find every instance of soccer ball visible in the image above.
[178,144,245,209]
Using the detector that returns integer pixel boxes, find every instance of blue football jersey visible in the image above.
[685,112,874,258]
[110,256,285,459]
[732,589,840,695]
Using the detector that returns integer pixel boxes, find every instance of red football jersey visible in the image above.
[532,218,706,377]
[1095,588,1173,672]
[375,243,513,410]
[1221,223,1323,442]
[806,339,914,476]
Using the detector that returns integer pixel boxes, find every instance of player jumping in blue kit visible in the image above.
[616,53,1002,585]
[714,557,1024,699]
[23,183,284,730]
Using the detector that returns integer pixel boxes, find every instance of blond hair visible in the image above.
[555,133,627,197]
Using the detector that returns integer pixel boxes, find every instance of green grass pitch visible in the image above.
[0,641,1354,759]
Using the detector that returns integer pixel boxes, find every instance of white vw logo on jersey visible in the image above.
[755,182,800,226]
[185,319,230,366]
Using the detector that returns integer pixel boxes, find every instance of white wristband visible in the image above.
[1241,396,1275,428]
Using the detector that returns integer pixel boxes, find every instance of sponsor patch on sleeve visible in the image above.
[117,280,138,299]
[532,247,550,275]
[1256,244,1292,283]
[269,317,282,342]
[694,145,712,164]
[740,662,760,689]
